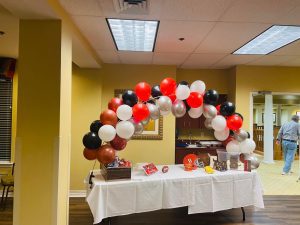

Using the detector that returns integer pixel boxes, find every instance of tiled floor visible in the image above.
[257,158,300,195]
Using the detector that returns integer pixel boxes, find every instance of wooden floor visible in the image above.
[1,196,300,225]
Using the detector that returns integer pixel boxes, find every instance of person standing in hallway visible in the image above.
[276,115,300,175]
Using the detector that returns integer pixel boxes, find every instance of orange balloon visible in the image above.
[97,144,116,164]
[83,148,98,160]
[100,109,118,126]
[108,98,123,112]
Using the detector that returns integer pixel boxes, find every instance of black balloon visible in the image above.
[203,89,219,106]
[229,130,235,136]
[83,132,102,149]
[122,90,138,107]
[220,101,236,116]
[178,81,189,87]
[90,120,103,133]
[147,99,156,105]
[247,132,250,139]
[183,99,191,111]
[235,112,244,121]
[151,85,162,98]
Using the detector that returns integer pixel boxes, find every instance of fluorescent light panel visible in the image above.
[107,18,159,52]
[233,25,300,55]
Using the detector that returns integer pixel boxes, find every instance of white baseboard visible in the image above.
[69,190,86,198]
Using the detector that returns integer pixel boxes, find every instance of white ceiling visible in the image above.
[1,0,300,68]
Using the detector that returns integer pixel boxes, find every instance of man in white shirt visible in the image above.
[276,115,300,175]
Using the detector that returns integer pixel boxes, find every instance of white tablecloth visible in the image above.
[86,165,264,224]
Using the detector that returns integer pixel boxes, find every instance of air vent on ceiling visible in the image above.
[113,0,149,14]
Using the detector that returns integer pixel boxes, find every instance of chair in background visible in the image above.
[0,163,14,210]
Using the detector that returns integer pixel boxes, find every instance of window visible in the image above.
[0,76,12,162]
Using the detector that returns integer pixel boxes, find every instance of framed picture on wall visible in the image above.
[262,113,276,123]
[114,89,163,140]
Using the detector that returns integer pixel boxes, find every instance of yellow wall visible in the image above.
[71,65,103,190]
[235,65,300,131]
[177,68,230,94]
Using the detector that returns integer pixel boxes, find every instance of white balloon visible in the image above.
[160,110,170,116]
[211,115,227,131]
[116,121,135,139]
[240,138,256,154]
[190,80,206,94]
[214,128,230,141]
[188,106,203,118]
[116,105,132,121]
[98,125,116,142]
[226,140,240,153]
[176,84,190,100]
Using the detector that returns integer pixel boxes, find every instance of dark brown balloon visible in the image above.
[100,109,118,126]
[108,97,123,112]
[240,153,245,163]
[83,148,98,160]
[97,144,116,164]
[110,135,127,151]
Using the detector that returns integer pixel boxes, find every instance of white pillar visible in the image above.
[263,94,274,163]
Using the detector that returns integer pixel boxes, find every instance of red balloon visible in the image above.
[83,148,98,160]
[135,82,151,101]
[160,77,177,96]
[108,98,123,112]
[100,109,118,126]
[222,136,234,147]
[186,92,203,108]
[227,114,243,131]
[110,135,127,151]
[216,104,221,111]
[132,103,150,122]
[97,144,116,164]
[168,93,176,103]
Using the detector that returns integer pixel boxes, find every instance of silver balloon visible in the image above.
[171,99,186,118]
[141,116,150,126]
[157,96,172,112]
[203,104,217,119]
[129,119,144,135]
[204,118,213,129]
[246,155,260,169]
[147,103,160,120]
[234,129,248,142]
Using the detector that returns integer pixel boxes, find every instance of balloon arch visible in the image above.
[82,77,257,166]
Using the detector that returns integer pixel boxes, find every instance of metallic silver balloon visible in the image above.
[147,103,160,120]
[129,119,144,135]
[171,99,186,118]
[203,104,217,119]
[141,116,150,126]
[157,96,172,112]
[234,129,248,142]
[246,155,260,169]
[204,118,213,129]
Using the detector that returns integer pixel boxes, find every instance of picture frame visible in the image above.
[114,89,163,140]
[262,112,276,123]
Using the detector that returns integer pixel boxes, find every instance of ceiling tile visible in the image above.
[220,0,299,23]
[118,52,153,64]
[279,57,300,66]
[277,6,300,25]
[195,22,271,53]
[272,40,300,56]
[72,16,115,51]
[152,52,189,65]
[181,53,227,69]
[247,55,297,66]
[213,54,263,68]
[59,0,102,16]
[161,0,234,21]
[155,21,215,53]
[97,50,121,64]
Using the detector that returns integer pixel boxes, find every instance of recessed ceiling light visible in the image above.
[106,18,159,52]
[178,38,185,41]
[0,31,5,36]
[233,25,300,55]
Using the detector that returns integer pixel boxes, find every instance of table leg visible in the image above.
[241,207,245,221]
[102,217,111,225]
